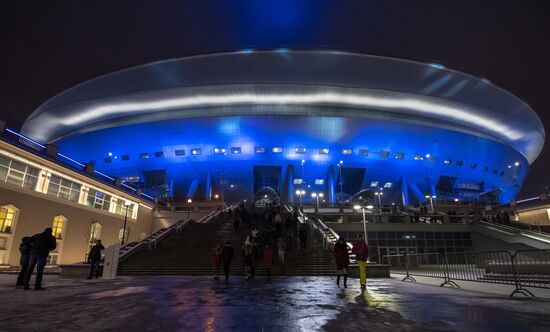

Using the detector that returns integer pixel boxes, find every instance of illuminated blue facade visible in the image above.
[21,51,544,204]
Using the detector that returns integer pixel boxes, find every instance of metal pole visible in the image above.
[121,205,129,246]
[362,207,367,243]
[430,197,434,214]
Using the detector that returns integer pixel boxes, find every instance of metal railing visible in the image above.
[119,208,224,261]
[383,249,550,297]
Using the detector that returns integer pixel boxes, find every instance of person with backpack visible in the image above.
[212,243,222,280]
[87,239,105,279]
[333,237,350,288]
[220,241,234,283]
[352,234,370,289]
[15,236,32,289]
[23,228,57,290]
[277,237,286,264]
[263,244,274,280]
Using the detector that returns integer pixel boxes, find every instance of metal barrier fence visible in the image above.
[383,250,550,297]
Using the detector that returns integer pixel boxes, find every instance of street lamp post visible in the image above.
[312,192,324,211]
[374,192,383,213]
[425,195,436,214]
[295,190,305,207]
[354,204,373,243]
[121,200,132,246]
[187,198,193,219]
[337,160,343,194]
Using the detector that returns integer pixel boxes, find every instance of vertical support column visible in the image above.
[327,165,336,206]
[401,176,410,207]
[168,179,174,198]
[205,173,213,201]
[431,183,437,204]
[285,164,295,204]
[186,178,200,199]
[409,182,428,204]
[360,168,369,190]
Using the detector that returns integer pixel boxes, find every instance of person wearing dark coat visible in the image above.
[87,239,105,279]
[16,237,32,288]
[220,241,234,283]
[23,228,57,290]
[333,238,350,288]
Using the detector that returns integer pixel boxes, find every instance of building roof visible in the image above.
[21,50,544,163]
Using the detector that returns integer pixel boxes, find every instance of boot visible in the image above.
[343,275,348,288]
[336,275,340,286]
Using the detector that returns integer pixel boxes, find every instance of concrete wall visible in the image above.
[470,232,531,252]
[518,209,550,226]
[0,182,153,266]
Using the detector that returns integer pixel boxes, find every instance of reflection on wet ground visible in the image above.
[1,275,550,331]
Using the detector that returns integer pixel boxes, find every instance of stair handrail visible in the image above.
[119,207,225,261]
[477,220,550,244]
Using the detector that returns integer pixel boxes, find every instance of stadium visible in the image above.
[21,50,545,206]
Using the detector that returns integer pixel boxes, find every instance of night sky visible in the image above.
[1,1,548,199]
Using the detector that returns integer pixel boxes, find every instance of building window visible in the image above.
[414,155,424,160]
[342,149,352,155]
[470,163,477,169]
[359,149,369,157]
[295,147,306,154]
[484,166,489,172]
[444,159,452,165]
[47,174,81,202]
[370,181,379,187]
[0,154,40,190]
[121,155,130,161]
[395,153,404,159]
[139,153,149,159]
[272,147,283,153]
[319,148,329,154]
[255,147,265,153]
[214,148,226,155]
[113,200,135,218]
[0,206,16,233]
[89,222,102,249]
[86,188,112,211]
[456,161,463,166]
[52,215,66,240]
[175,149,185,156]
[191,149,202,155]
[379,151,390,158]
[293,179,304,185]
[231,147,241,154]
[154,151,164,158]
[315,179,325,185]
[384,182,393,188]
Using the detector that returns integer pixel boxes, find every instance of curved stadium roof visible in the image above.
[21,50,544,163]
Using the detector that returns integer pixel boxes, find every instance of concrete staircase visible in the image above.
[118,213,336,276]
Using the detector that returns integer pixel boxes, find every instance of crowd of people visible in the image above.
[212,204,310,282]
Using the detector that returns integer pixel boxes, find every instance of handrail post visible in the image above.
[402,253,416,282]
[440,253,459,288]
[509,251,535,297]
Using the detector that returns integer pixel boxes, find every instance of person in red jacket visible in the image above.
[333,237,350,288]
[352,234,370,289]
[263,244,274,280]
[212,243,222,280]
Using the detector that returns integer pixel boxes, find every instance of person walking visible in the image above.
[263,244,273,280]
[242,244,255,280]
[23,228,57,290]
[15,237,32,289]
[352,234,370,289]
[220,241,234,283]
[87,239,105,279]
[212,243,222,280]
[333,237,350,288]
[277,237,286,264]
[299,224,308,249]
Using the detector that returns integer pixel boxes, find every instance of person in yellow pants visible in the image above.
[352,234,369,289]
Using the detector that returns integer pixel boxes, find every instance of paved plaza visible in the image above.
[1,274,550,331]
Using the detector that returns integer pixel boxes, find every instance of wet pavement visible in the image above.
[1,274,550,331]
